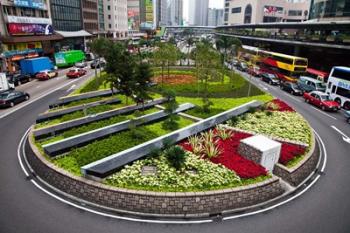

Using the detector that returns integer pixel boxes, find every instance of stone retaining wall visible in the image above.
[27,131,284,217]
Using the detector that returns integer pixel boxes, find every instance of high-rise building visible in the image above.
[0,0,61,72]
[81,0,99,34]
[157,0,168,26]
[104,0,128,39]
[167,0,183,26]
[188,0,209,26]
[50,0,83,31]
[208,8,224,26]
[98,0,105,32]
[223,0,310,25]
[309,0,350,21]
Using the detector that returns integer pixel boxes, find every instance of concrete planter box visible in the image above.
[43,103,195,157]
[27,133,284,217]
[49,89,116,108]
[36,98,121,123]
[33,98,167,140]
[82,101,262,179]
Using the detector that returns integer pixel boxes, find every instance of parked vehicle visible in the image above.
[55,50,85,68]
[35,70,58,80]
[75,61,87,68]
[66,68,87,78]
[7,73,31,86]
[90,60,106,69]
[85,52,95,61]
[0,90,30,108]
[261,73,280,85]
[345,110,350,124]
[231,59,239,67]
[325,66,350,110]
[297,76,326,93]
[236,62,248,72]
[0,73,15,92]
[303,91,340,111]
[20,57,55,77]
[280,81,303,95]
[248,66,263,77]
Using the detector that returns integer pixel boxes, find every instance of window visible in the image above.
[108,14,111,19]
[109,24,111,28]
[225,3,229,7]
[332,68,350,82]
[332,85,336,93]
[244,4,252,24]
[336,86,350,98]
[107,5,110,10]
[231,7,241,14]
[288,10,302,16]
[328,82,332,89]
[295,59,308,66]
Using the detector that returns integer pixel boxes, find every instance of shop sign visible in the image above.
[14,0,46,10]
[7,23,53,35]
[263,6,283,15]
[7,15,52,25]
[3,49,43,58]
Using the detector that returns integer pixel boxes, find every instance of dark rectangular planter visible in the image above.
[43,103,195,157]
[33,98,167,140]
[36,98,121,123]
[82,100,262,179]
[49,89,116,108]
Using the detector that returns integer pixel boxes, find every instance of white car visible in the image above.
[75,61,87,68]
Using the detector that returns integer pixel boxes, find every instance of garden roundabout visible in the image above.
[20,70,325,220]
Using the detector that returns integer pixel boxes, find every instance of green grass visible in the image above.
[72,72,110,95]
[37,108,159,144]
[51,117,194,175]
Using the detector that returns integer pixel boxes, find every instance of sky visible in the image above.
[183,0,224,22]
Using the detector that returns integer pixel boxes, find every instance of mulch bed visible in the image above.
[152,75,196,85]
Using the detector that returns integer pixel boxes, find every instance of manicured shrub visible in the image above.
[165,146,187,170]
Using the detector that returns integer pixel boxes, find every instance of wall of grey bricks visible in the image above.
[27,135,284,216]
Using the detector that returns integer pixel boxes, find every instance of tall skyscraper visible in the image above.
[167,0,183,26]
[208,8,224,26]
[157,0,168,27]
[188,0,209,26]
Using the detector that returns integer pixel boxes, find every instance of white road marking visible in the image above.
[66,84,77,92]
[281,92,302,103]
[311,106,337,120]
[331,125,350,144]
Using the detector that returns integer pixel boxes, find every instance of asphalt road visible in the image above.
[1,68,350,233]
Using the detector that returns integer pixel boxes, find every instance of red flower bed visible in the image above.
[179,132,268,179]
[279,143,306,165]
[266,99,295,112]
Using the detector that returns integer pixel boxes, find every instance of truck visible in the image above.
[0,73,15,92]
[20,57,55,76]
[55,50,85,67]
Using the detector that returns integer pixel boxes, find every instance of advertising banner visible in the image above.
[7,23,53,35]
[14,0,46,10]
[263,6,283,15]
[7,15,52,25]
[128,9,140,30]
[145,0,153,22]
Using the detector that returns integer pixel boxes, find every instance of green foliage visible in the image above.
[165,146,187,170]
[162,89,180,130]
[215,125,233,140]
[201,141,221,158]
[201,97,213,113]
[105,153,242,192]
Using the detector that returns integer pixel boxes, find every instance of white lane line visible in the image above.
[331,125,350,144]
[224,129,327,220]
[311,106,338,120]
[281,92,302,103]
[17,129,212,224]
[66,84,77,93]
[0,75,89,120]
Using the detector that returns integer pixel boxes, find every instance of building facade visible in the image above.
[98,0,105,32]
[81,0,99,34]
[0,0,62,72]
[224,0,310,25]
[156,0,168,27]
[309,0,350,21]
[166,0,183,26]
[208,8,224,26]
[50,0,83,31]
[104,0,128,39]
[189,0,209,26]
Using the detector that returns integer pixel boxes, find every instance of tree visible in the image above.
[133,62,152,110]
[186,37,194,66]
[104,42,136,105]
[153,43,179,85]
[162,89,179,130]
[89,37,110,79]
[153,43,168,86]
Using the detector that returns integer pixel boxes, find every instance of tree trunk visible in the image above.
[161,63,164,87]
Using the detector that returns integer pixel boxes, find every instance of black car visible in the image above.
[90,60,106,69]
[236,62,248,72]
[0,90,30,108]
[280,82,303,95]
[261,73,280,85]
[7,73,31,86]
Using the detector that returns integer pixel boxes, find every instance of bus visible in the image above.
[54,50,85,68]
[305,68,329,83]
[326,66,350,109]
[258,50,308,82]
[239,45,260,66]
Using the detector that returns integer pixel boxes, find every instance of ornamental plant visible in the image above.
[187,135,203,155]
[165,145,187,170]
[215,125,233,140]
[200,129,217,144]
[202,141,221,158]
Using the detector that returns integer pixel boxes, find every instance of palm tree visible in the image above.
[186,37,194,66]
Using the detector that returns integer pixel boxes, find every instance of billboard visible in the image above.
[145,0,153,22]
[128,9,140,30]
[14,0,46,10]
[7,23,53,35]
[263,6,283,15]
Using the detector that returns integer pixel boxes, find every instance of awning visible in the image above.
[55,30,92,38]
[0,33,63,43]
[306,68,329,78]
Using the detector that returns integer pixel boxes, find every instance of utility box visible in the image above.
[238,135,281,172]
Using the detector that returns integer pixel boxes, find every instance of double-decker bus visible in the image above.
[258,50,308,82]
[239,45,260,66]
[305,68,329,83]
[326,66,350,109]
